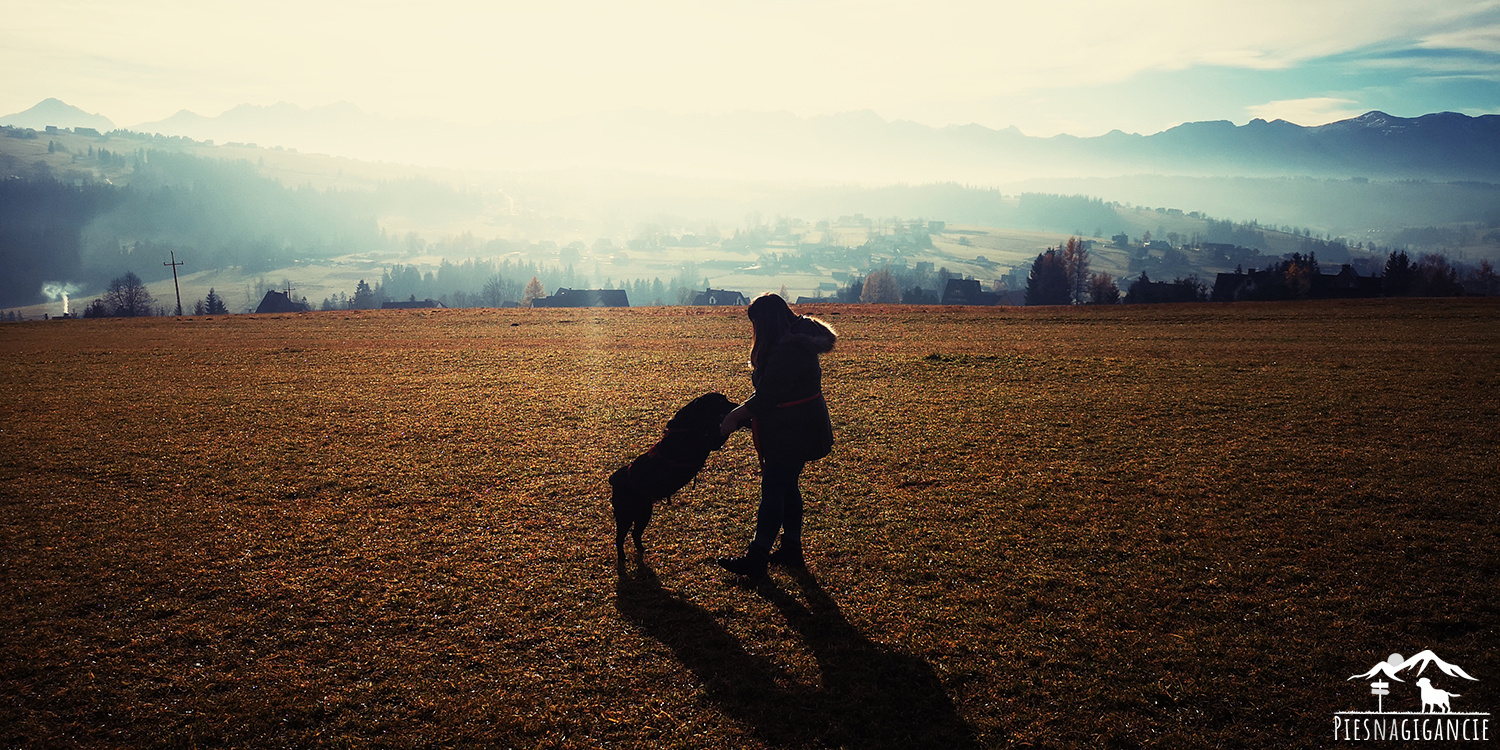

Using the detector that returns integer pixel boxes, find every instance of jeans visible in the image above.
[752,460,805,551]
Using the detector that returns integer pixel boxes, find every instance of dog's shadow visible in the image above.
[614,561,977,749]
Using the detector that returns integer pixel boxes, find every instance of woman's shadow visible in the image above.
[615,560,977,749]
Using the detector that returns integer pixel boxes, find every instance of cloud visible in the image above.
[1348,46,1500,81]
[1420,24,1500,53]
[1245,97,1367,126]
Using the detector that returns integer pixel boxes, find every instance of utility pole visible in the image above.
[164,251,184,316]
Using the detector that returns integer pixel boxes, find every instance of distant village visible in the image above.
[180,239,1500,317]
[7,211,1497,323]
[11,234,1495,323]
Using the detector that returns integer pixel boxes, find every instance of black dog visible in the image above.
[610,392,737,555]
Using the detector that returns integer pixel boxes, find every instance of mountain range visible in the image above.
[4,98,1498,185]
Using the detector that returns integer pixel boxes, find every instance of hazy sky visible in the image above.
[5,0,1499,136]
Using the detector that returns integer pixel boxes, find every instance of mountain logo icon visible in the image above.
[1348,651,1479,684]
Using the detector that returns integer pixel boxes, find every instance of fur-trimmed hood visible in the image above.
[783,315,837,354]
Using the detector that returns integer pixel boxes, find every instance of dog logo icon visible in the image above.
[1334,650,1490,742]
[1417,678,1462,714]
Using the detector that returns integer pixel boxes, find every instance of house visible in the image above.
[255,290,310,313]
[993,289,1026,306]
[381,298,446,309]
[1212,264,1382,302]
[940,278,1002,305]
[530,288,630,308]
[692,288,748,306]
[1316,265,1384,298]
[1128,276,1204,304]
[1211,272,1252,302]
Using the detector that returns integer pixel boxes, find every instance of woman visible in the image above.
[717,293,837,577]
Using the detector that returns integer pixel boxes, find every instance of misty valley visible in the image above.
[3,115,1499,320]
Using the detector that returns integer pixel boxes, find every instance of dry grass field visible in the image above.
[2,300,1498,748]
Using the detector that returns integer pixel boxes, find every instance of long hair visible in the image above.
[747,293,796,371]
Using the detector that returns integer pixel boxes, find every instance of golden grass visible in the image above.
[2,300,1497,748]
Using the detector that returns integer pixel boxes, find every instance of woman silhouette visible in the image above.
[717,293,836,577]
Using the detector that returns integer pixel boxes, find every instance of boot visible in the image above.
[767,538,805,568]
[717,543,769,578]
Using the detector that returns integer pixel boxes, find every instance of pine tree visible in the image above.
[351,279,376,309]
[204,288,228,315]
[1382,251,1415,297]
[1025,249,1070,306]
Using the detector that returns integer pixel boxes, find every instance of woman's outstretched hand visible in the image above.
[720,404,750,437]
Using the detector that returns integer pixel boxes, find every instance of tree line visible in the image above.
[1209,250,1494,302]
[41,245,1497,320]
[1019,238,1498,306]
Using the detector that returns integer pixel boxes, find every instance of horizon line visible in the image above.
[9,97,1498,142]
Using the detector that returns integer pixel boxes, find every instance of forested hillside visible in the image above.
[0,148,480,307]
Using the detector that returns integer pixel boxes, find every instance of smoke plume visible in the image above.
[42,282,82,315]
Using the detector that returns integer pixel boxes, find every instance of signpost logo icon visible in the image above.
[1370,679,1390,713]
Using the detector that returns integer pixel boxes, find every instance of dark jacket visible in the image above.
[745,315,836,464]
